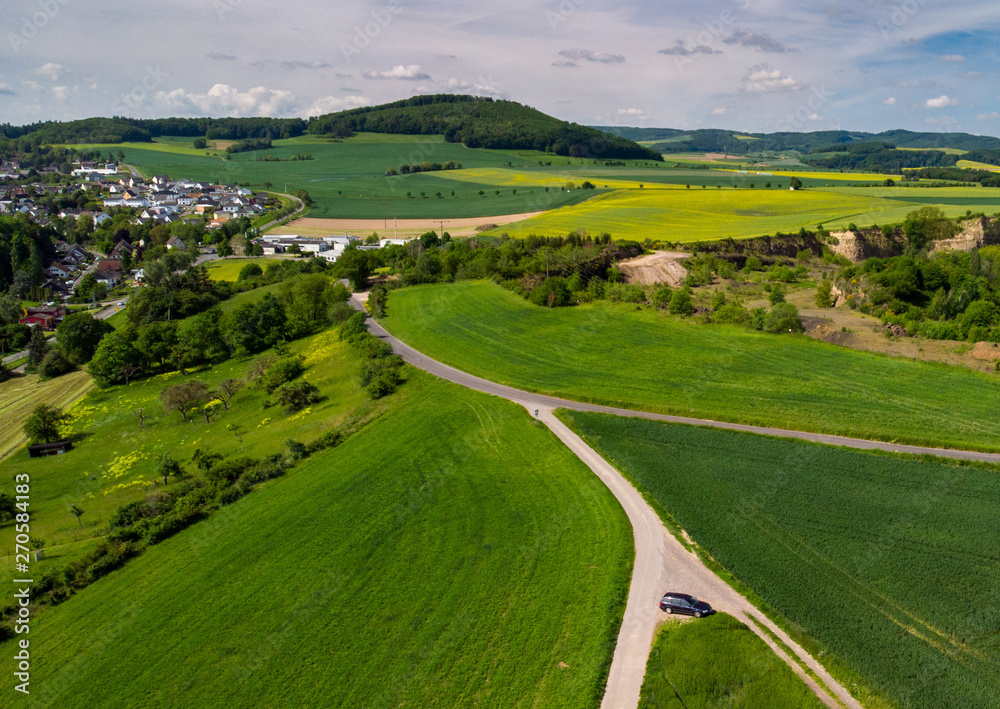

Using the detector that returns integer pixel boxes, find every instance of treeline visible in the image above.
[909,166,1000,187]
[386,160,461,176]
[308,95,663,161]
[226,137,272,154]
[803,142,960,172]
[1,116,307,146]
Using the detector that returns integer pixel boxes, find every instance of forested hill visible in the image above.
[307,95,663,160]
[596,126,1000,155]
[2,95,661,161]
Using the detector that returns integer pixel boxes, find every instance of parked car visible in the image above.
[659,592,714,618]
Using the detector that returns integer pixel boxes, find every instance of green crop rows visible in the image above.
[563,411,1000,708]
[381,281,1000,451]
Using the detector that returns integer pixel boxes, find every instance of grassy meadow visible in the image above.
[0,370,93,460]
[639,614,824,709]
[381,281,1000,450]
[2,328,370,569]
[564,412,1000,709]
[202,257,284,282]
[5,375,632,709]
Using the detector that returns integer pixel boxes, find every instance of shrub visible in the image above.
[768,284,786,305]
[328,301,355,325]
[815,279,834,308]
[796,249,813,261]
[529,277,572,308]
[764,302,804,333]
[652,286,673,309]
[39,349,75,379]
[340,311,369,341]
[238,263,263,281]
[751,307,767,330]
[667,286,693,315]
[272,381,320,413]
[744,256,763,272]
[253,356,305,394]
[712,304,752,326]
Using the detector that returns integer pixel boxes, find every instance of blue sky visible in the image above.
[1,0,998,135]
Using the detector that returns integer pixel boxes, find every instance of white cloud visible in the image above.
[303,95,369,117]
[809,113,823,120]
[155,84,297,117]
[0,82,14,96]
[558,49,625,64]
[362,64,430,80]
[976,112,1000,120]
[959,71,982,78]
[552,60,579,68]
[883,97,896,105]
[940,54,966,62]
[35,63,66,81]
[444,77,503,96]
[711,107,728,115]
[51,86,70,102]
[925,94,958,108]
[617,108,645,118]
[742,66,801,92]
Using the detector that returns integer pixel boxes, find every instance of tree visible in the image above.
[216,237,233,258]
[193,138,207,149]
[903,206,958,250]
[0,492,16,522]
[157,455,182,485]
[764,302,805,333]
[0,293,21,326]
[273,381,320,413]
[133,408,148,430]
[768,284,786,305]
[160,380,210,422]
[789,177,803,190]
[57,312,113,364]
[367,284,388,318]
[337,248,372,291]
[27,327,48,367]
[39,349,75,379]
[69,505,85,527]
[215,378,244,410]
[238,263,263,281]
[136,320,178,369]
[529,278,572,308]
[23,404,68,444]
[815,279,834,308]
[89,328,143,387]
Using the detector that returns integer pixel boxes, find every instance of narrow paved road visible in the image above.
[351,295,874,708]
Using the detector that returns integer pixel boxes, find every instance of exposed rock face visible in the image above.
[828,229,903,262]
[930,217,1000,253]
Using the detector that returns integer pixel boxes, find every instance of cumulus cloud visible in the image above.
[0,82,14,96]
[445,77,503,96]
[711,107,728,115]
[939,54,966,62]
[742,66,801,92]
[809,113,823,120]
[976,112,1000,120]
[303,95,369,117]
[658,41,721,57]
[925,94,958,108]
[723,30,794,53]
[552,60,579,68]
[558,48,625,64]
[51,86,70,102]
[35,63,66,81]
[155,84,297,117]
[362,64,429,80]
[883,97,896,105]
[206,52,237,61]
[617,108,645,118]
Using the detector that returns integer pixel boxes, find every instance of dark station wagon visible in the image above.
[659,592,714,618]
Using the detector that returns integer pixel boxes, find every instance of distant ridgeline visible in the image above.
[596,126,1000,157]
[0,95,662,161]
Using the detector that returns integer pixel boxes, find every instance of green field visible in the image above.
[639,614,824,709]
[74,134,606,220]
[482,185,1000,242]
[203,257,284,282]
[563,412,1000,709]
[381,281,1000,450]
[7,375,632,708]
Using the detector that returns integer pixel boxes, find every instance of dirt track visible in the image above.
[618,251,690,287]
[352,292,877,709]
[272,212,541,239]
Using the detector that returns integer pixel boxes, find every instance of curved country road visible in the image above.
[351,293,1000,708]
